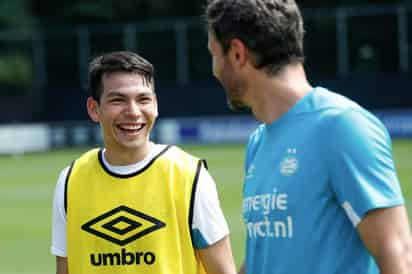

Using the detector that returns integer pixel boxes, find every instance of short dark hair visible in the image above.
[88,51,154,102]
[206,0,305,75]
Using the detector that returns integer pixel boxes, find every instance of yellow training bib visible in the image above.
[66,146,206,274]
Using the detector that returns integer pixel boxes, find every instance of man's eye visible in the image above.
[140,97,152,103]
[110,98,123,103]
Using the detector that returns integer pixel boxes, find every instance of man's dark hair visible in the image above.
[88,51,154,102]
[206,0,305,75]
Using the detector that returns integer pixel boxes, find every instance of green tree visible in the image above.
[0,0,33,29]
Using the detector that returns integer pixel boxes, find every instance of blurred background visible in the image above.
[0,0,411,273]
[0,0,411,125]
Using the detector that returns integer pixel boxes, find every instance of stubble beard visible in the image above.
[226,97,250,112]
[221,74,250,113]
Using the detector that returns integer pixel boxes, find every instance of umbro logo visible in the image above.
[82,205,166,246]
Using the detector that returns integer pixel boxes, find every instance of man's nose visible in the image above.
[125,101,141,116]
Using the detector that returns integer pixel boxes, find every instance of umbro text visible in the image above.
[90,248,156,266]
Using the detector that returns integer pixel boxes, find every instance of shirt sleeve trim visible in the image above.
[51,246,67,257]
[193,229,230,249]
[343,199,405,227]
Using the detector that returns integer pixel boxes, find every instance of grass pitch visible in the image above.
[0,140,410,273]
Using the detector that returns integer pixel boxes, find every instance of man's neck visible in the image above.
[103,142,153,166]
[246,63,312,124]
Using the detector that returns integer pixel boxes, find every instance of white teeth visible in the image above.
[120,124,144,130]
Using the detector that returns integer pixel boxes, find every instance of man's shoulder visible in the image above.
[71,147,100,165]
[77,147,100,160]
[311,87,362,114]
[155,144,200,168]
[62,148,102,177]
[307,88,380,129]
[157,144,197,158]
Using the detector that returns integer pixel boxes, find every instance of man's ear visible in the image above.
[228,38,248,68]
[153,92,159,119]
[87,97,100,123]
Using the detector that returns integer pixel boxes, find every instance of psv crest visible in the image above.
[280,148,298,176]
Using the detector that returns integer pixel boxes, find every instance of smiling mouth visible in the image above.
[117,124,145,134]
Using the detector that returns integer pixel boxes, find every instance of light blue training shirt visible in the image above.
[243,87,404,274]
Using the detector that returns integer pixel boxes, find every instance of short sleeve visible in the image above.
[326,109,404,226]
[191,165,229,249]
[51,167,69,257]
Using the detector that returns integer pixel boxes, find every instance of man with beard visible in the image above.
[205,1,412,274]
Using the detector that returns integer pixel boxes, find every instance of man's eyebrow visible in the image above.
[136,91,155,96]
[105,91,126,98]
[105,90,154,98]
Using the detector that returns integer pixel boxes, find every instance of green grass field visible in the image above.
[0,140,411,273]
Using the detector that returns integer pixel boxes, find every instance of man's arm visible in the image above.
[56,256,68,274]
[358,205,412,274]
[197,235,237,274]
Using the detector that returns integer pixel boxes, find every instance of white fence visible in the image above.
[1,111,411,154]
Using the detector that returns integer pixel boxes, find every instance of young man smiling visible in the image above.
[51,51,236,274]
